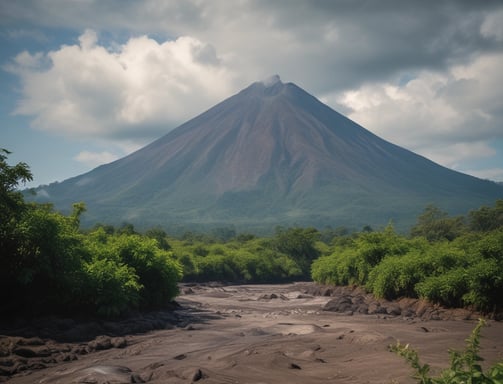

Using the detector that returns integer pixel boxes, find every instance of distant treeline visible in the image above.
[1,149,502,318]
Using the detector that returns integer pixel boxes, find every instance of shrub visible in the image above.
[415,268,469,308]
[311,226,412,288]
[96,234,182,308]
[311,254,341,285]
[84,258,141,317]
[366,250,430,299]
[462,259,503,313]
[390,319,503,383]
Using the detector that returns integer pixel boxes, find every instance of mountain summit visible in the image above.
[33,77,503,232]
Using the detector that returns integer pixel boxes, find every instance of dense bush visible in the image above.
[84,230,182,312]
[311,224,412,288]
[83,258,141,317]
[170,236,304,283]
[2,203,89,315]
[0,151,182,318]
[311,221,503,313]
[366,241,467,300]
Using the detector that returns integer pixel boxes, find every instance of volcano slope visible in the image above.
[31,76,503,232]
[4,283,503,384]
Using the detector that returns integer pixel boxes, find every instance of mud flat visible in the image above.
[2,283,502,383]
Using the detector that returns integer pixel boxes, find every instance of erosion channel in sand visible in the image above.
[2,283,503,383]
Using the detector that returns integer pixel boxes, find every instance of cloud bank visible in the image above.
[336,53,503,172]
[8,29,235,141]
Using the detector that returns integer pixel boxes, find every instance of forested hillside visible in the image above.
[2,149,502,318]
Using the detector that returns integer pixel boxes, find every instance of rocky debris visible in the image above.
[258,293,289,301]
[0,333,132,380]
[303,284,478,321]
[0,306,184,381]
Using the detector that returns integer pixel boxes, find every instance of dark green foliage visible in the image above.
[367,241,465,300]
[411,205,465,241]
[390,319,503,383]
[0,150,182,318]
[272,227,320,277]
[312,224,411,287]
[117,222,137,235]
[0,149,32,218]
[85,232,182,311]
[83,258,141,318]
[312,217,503,313]
[1,202,88,315]
[468,200,503,232]
[145,227,172,250]
[172,236,304,283]
[0,149,34,310]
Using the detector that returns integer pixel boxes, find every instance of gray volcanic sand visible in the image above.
[5,283,503,383]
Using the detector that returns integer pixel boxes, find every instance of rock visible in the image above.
[16,337,44,346]
[71,345,88,355]
[57,353,77,362]
[183,287,195,294]
[87,336,112,352]
[323,296,353,312]
[27,362,46,370]
[401,308,416,318]
[385,305,401,316]
[289,362,302,369]
[192,368,207,381]
[131,372,146,383]
[355,304,369,314]
[12,347,37,358]
[111,337,127,348]
[264,293,278,300]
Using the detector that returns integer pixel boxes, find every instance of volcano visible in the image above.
[32,76,503,232]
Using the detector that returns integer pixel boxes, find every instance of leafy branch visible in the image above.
[390,319,503,384]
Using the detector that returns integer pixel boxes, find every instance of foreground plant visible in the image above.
[390,319,503,383]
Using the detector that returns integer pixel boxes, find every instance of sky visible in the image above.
[1,1,503,188]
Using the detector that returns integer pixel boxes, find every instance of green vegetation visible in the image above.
[168,226,318,283]
[311,204,503,314]
[1,149,502,318]
[0,149,182,318]
[390,319,503,383]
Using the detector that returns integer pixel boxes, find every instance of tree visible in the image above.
[145,227,171,250]
[0,148,33,234]
[410,205,465,241]
[0,149,34,313]
[468,200,503,232]
[273,227,320,276]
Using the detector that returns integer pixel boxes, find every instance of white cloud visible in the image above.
[418,142,495,170]
[8,30,236,141]
[335,53,503,171]
[480,9,503,41]
[464,168,503,182]
[74,150,119,167]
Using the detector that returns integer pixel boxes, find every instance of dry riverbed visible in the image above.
[1,283,502,383]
